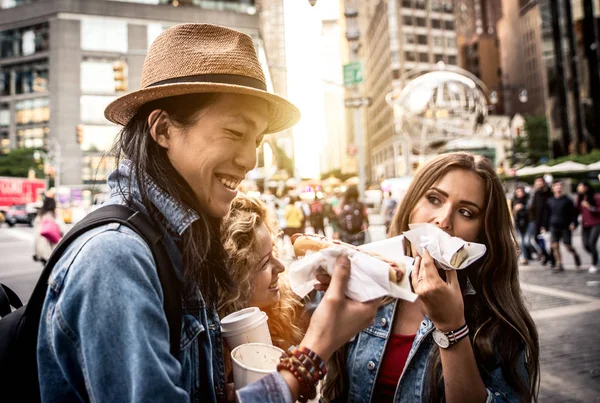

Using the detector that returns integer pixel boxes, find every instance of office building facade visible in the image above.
[0,0,259,186]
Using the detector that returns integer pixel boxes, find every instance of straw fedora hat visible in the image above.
[104,23,300,134]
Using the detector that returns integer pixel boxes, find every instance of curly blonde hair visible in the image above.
[219,193,304,350]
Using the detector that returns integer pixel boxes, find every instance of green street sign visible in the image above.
[343,61,363,86]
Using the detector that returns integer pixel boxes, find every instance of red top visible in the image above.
[577,194,600,227]
[373,334,416,402]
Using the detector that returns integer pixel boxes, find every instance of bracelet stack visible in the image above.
[276,345,327,403]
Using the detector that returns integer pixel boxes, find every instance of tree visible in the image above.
[267,138,295,177]
[0,148,44,178]
[513,116,550,166]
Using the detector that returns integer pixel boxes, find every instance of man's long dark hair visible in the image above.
[110,93,233,305]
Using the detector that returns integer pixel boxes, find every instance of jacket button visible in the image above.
[367,361,376,370]
[380,318,388,327]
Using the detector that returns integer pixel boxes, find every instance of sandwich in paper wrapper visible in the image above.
[288,236,417,303]
[403,223,487,270]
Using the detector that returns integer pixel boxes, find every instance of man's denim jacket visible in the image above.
[340,300,529,402]
[37,160,293,403]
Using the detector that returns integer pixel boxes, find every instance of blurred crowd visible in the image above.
[510,176,600,273]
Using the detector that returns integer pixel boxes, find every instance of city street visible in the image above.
[1,216,599,401]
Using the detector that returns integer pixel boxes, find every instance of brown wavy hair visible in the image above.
[219,193,304,350]
[322,152,540,402]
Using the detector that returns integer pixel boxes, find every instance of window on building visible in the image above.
[0,22,49,58]
[81,18,128,53]
[81,58,127,94]
[0,69,9,96]
[81,95,117,124]
[17,126,48,149]
[433,37,444,47]
[443,1,454,12]
[82,155,117,183]
[404,32,415,44]
[431,19,441,29]
[403,16,412,26]
[0,103,9,127]
[15,98,50,125]
[417,35,427,45]
[1,0,36,9]
[0,131,9,154]
[405,52,416,62]
[416,17,426,27]
[13,60,49,94]
[419,53,429,62]
[80,125,120,153]
[434,54,444,63]
[415,0,426,9]
[448,55,457,65]
[447,37,455,48]
[444,20,455,30]
[401,0,412,7]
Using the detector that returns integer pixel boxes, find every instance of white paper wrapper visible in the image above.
[403,223,486,270]
[288,236,417,303]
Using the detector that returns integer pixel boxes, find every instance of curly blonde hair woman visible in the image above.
[219,193,305,350]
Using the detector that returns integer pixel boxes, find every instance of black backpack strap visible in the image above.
[0,284,23,317]
[25,204,181,357]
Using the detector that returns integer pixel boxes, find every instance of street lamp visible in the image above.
[489,88,528,168]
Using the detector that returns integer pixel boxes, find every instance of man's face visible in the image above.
[159,94,269,218]
[552,182,563,196]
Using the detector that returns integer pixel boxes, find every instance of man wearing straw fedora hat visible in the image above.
[36,23,380,402]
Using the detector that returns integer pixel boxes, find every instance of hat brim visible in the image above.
[104,82,301,134]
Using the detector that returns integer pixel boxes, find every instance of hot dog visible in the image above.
[290,233,405,284]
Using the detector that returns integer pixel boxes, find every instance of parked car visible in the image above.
[5,204,36,227]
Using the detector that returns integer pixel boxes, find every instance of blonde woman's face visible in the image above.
[248,223,285,310]
[410,169,485,242]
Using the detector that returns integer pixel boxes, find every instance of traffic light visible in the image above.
[113,61,128,92]
[76,125,84,145]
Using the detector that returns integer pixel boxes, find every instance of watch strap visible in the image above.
[444,323,469,345]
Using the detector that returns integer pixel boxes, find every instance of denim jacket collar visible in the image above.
[107,159,200,237]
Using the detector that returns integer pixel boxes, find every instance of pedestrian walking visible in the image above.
[512,186,533,264]
[284,195,305,238]
[32,196,63,265]
[338,186,369,246]
[381,191,398,236]
[575,181,600,273]
[35,24,379,403]
[542,180,582,272]
[319,152,539,403]
[529,176,555,266]
[309,195,326,235]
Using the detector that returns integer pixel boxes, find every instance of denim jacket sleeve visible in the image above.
[236,373,293,403]
[482,350,529,402]
[40,226,189,402]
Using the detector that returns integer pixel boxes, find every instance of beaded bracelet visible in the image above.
[277,355,316,403]
[297,345,327,376]
[288,346,324,381]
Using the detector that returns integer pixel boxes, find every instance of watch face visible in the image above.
[433,329,450,348]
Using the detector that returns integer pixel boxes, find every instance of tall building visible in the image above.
[256,0,295,169]
[499,0,600,156]
[0,0,259,187]
[457,0,503,113]
[364,0,458,181]
[497,0,546,117]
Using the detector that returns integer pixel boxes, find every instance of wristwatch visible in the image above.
[432,324,469,349]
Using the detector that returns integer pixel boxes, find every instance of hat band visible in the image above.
[147,73,267,91]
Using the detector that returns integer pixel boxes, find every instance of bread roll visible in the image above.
[290,233,404,284]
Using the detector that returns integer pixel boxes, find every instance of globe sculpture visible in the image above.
[386,63,492,155]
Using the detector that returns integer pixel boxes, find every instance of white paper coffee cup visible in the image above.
[221,307,272,350]
[231,343,285,390]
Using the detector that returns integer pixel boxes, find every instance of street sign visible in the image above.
[344,97,372,108]
[343,61,363,86]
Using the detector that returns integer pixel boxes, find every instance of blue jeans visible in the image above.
[516,224,533,260]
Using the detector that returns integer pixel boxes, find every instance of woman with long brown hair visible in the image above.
[219,193,306,350]
[321,152,540,402]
